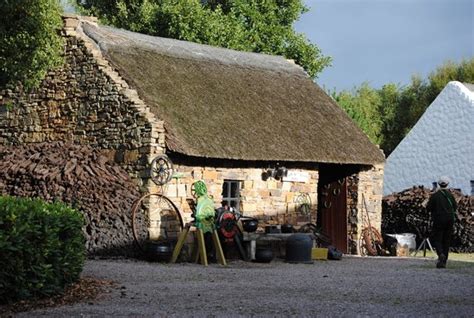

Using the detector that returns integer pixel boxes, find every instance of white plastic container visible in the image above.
[386,233,417,250]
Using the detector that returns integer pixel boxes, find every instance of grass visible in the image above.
[411,250,474,262]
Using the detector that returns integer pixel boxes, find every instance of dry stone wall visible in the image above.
[356,164,384,253]
[0,16,165,188]
[347,175,359,254]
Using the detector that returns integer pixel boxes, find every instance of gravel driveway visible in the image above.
[18,256,474,317]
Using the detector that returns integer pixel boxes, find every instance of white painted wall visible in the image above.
[384,81,474,195]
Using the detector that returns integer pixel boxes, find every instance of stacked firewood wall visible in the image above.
[347,175,359,254]
[0,142,141,256]
[383,186,473,252]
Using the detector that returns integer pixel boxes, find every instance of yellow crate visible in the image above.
[312,248,328,260]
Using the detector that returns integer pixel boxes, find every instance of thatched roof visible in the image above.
[81,22,384,165]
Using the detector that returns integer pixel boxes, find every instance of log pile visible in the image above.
[382,186,473,253]
[0,142,141,256]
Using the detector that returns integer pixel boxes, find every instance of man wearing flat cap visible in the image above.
[426,176,457,268]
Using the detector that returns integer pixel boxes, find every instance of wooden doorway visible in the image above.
[317,164,350,253]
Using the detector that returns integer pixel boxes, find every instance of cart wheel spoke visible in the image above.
[150,155,174,186]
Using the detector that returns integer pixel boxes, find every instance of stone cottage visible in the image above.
[0,15,384,254]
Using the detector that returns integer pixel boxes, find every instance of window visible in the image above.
[471,180,474,195]
[222,180,241,211]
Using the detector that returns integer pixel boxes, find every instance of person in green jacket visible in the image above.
[426,176,457,268]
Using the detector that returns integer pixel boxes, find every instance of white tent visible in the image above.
[383,81,474,195]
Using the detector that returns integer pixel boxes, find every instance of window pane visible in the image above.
[230,200,239,212]
[230,181,238,198]
[222,182,228,197]
[222,180,241,211]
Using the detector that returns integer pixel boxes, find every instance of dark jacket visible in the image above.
[426,189,457,224]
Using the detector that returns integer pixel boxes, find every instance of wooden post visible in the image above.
[212,230,227,266]
[170,222,227,266]
[170,224,190,263]
[196,228,208,266]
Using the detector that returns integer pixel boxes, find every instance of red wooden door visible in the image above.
[317,166,348,253]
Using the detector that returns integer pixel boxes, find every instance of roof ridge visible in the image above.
[448,81,474,104]
[80,19,307,76]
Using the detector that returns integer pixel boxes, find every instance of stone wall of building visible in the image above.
[0,16,164,188]
[147,161,385,256]
[147,162,320,240]
[356,164,385,253]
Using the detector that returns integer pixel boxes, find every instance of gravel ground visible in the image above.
[17,256,474,317]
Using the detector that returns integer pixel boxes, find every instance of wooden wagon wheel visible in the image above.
[190,180,207,198]
[150,155,174,186]
[131,193,184,252]
[360,226,383,256]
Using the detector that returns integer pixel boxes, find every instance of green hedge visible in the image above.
[0,196,85,304]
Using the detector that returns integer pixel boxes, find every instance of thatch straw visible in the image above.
[83,23,384,165]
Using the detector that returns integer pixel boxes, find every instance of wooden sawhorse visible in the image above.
[170,222,226,266]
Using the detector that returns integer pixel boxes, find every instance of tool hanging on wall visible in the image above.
[295,192,312,224]
[150,154,174,187]
[359,194,385,256]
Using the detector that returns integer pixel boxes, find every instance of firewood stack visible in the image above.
[0,142,141,256]
[383,186,473,253]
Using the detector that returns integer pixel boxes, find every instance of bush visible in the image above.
[0,196,85,304]
[0,0,64,89]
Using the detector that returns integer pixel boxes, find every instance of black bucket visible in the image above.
[242,218,258,232]
[146,241,172,262]
[285,234,313,264]
[255,247,274,263]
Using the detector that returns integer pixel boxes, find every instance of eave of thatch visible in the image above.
[81,22,385,165]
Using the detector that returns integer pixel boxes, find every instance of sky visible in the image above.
[295,0,473,91]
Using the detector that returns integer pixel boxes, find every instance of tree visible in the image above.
[334,58,474,156]
[0,0,64,89]
[75,0,331,78]
[334,83,383,146]
[377,83,401,154]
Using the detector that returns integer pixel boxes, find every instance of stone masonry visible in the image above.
[147,164,319,240]
[0,15,384,254]
[356,164,384,253]
[0,16,165,189]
